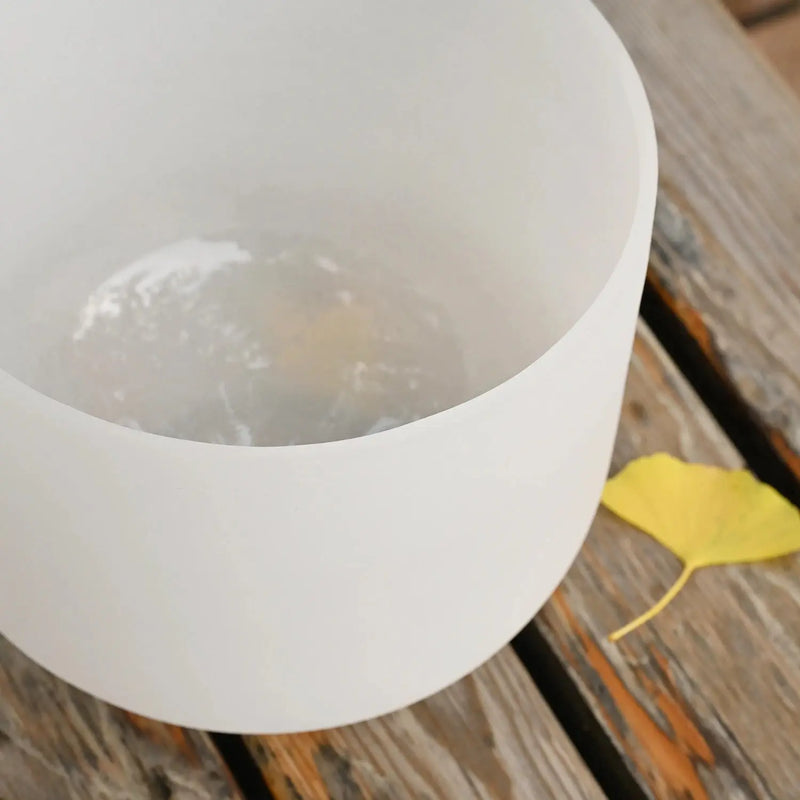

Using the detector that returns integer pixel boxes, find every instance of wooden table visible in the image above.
[3,0,800,797]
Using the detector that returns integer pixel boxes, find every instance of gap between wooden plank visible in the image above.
[211,733,277,800]
[511,625,650,800]
[527,321,800,797]
[640,281,800,507]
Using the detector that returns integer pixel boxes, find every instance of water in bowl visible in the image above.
[32,231,470,446]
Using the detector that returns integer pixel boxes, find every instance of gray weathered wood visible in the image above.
[596,0,800,479]
[534,323,800,799]
[0,634,242,800]
[246,649,605,800]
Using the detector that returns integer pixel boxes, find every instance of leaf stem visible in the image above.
[609,564,695,642]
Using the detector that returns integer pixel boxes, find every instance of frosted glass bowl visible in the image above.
[0,0,656,732]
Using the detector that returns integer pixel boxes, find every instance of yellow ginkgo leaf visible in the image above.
[601,452,800,642]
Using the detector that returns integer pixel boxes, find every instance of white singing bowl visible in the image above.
[0,0,656,732]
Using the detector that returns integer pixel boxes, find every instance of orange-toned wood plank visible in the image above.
[533,323,800,798]
[752,9,800,92]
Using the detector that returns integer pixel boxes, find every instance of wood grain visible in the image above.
[594,0,800,480]
[752,9,800,93]
[0,635,242,800]
[531,323,800,799]
[723,0,797,22]
[245,649,604,800]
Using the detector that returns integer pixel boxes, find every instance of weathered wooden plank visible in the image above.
[0,635,242,800]
[245,648,605,800]
[594,0,800,480]
[723,0,796,22]
[752,9,800,93]
[532,323,800,799]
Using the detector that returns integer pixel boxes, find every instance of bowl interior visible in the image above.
[0,0,641,445]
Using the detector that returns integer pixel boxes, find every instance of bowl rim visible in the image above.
[0,0,657,455]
